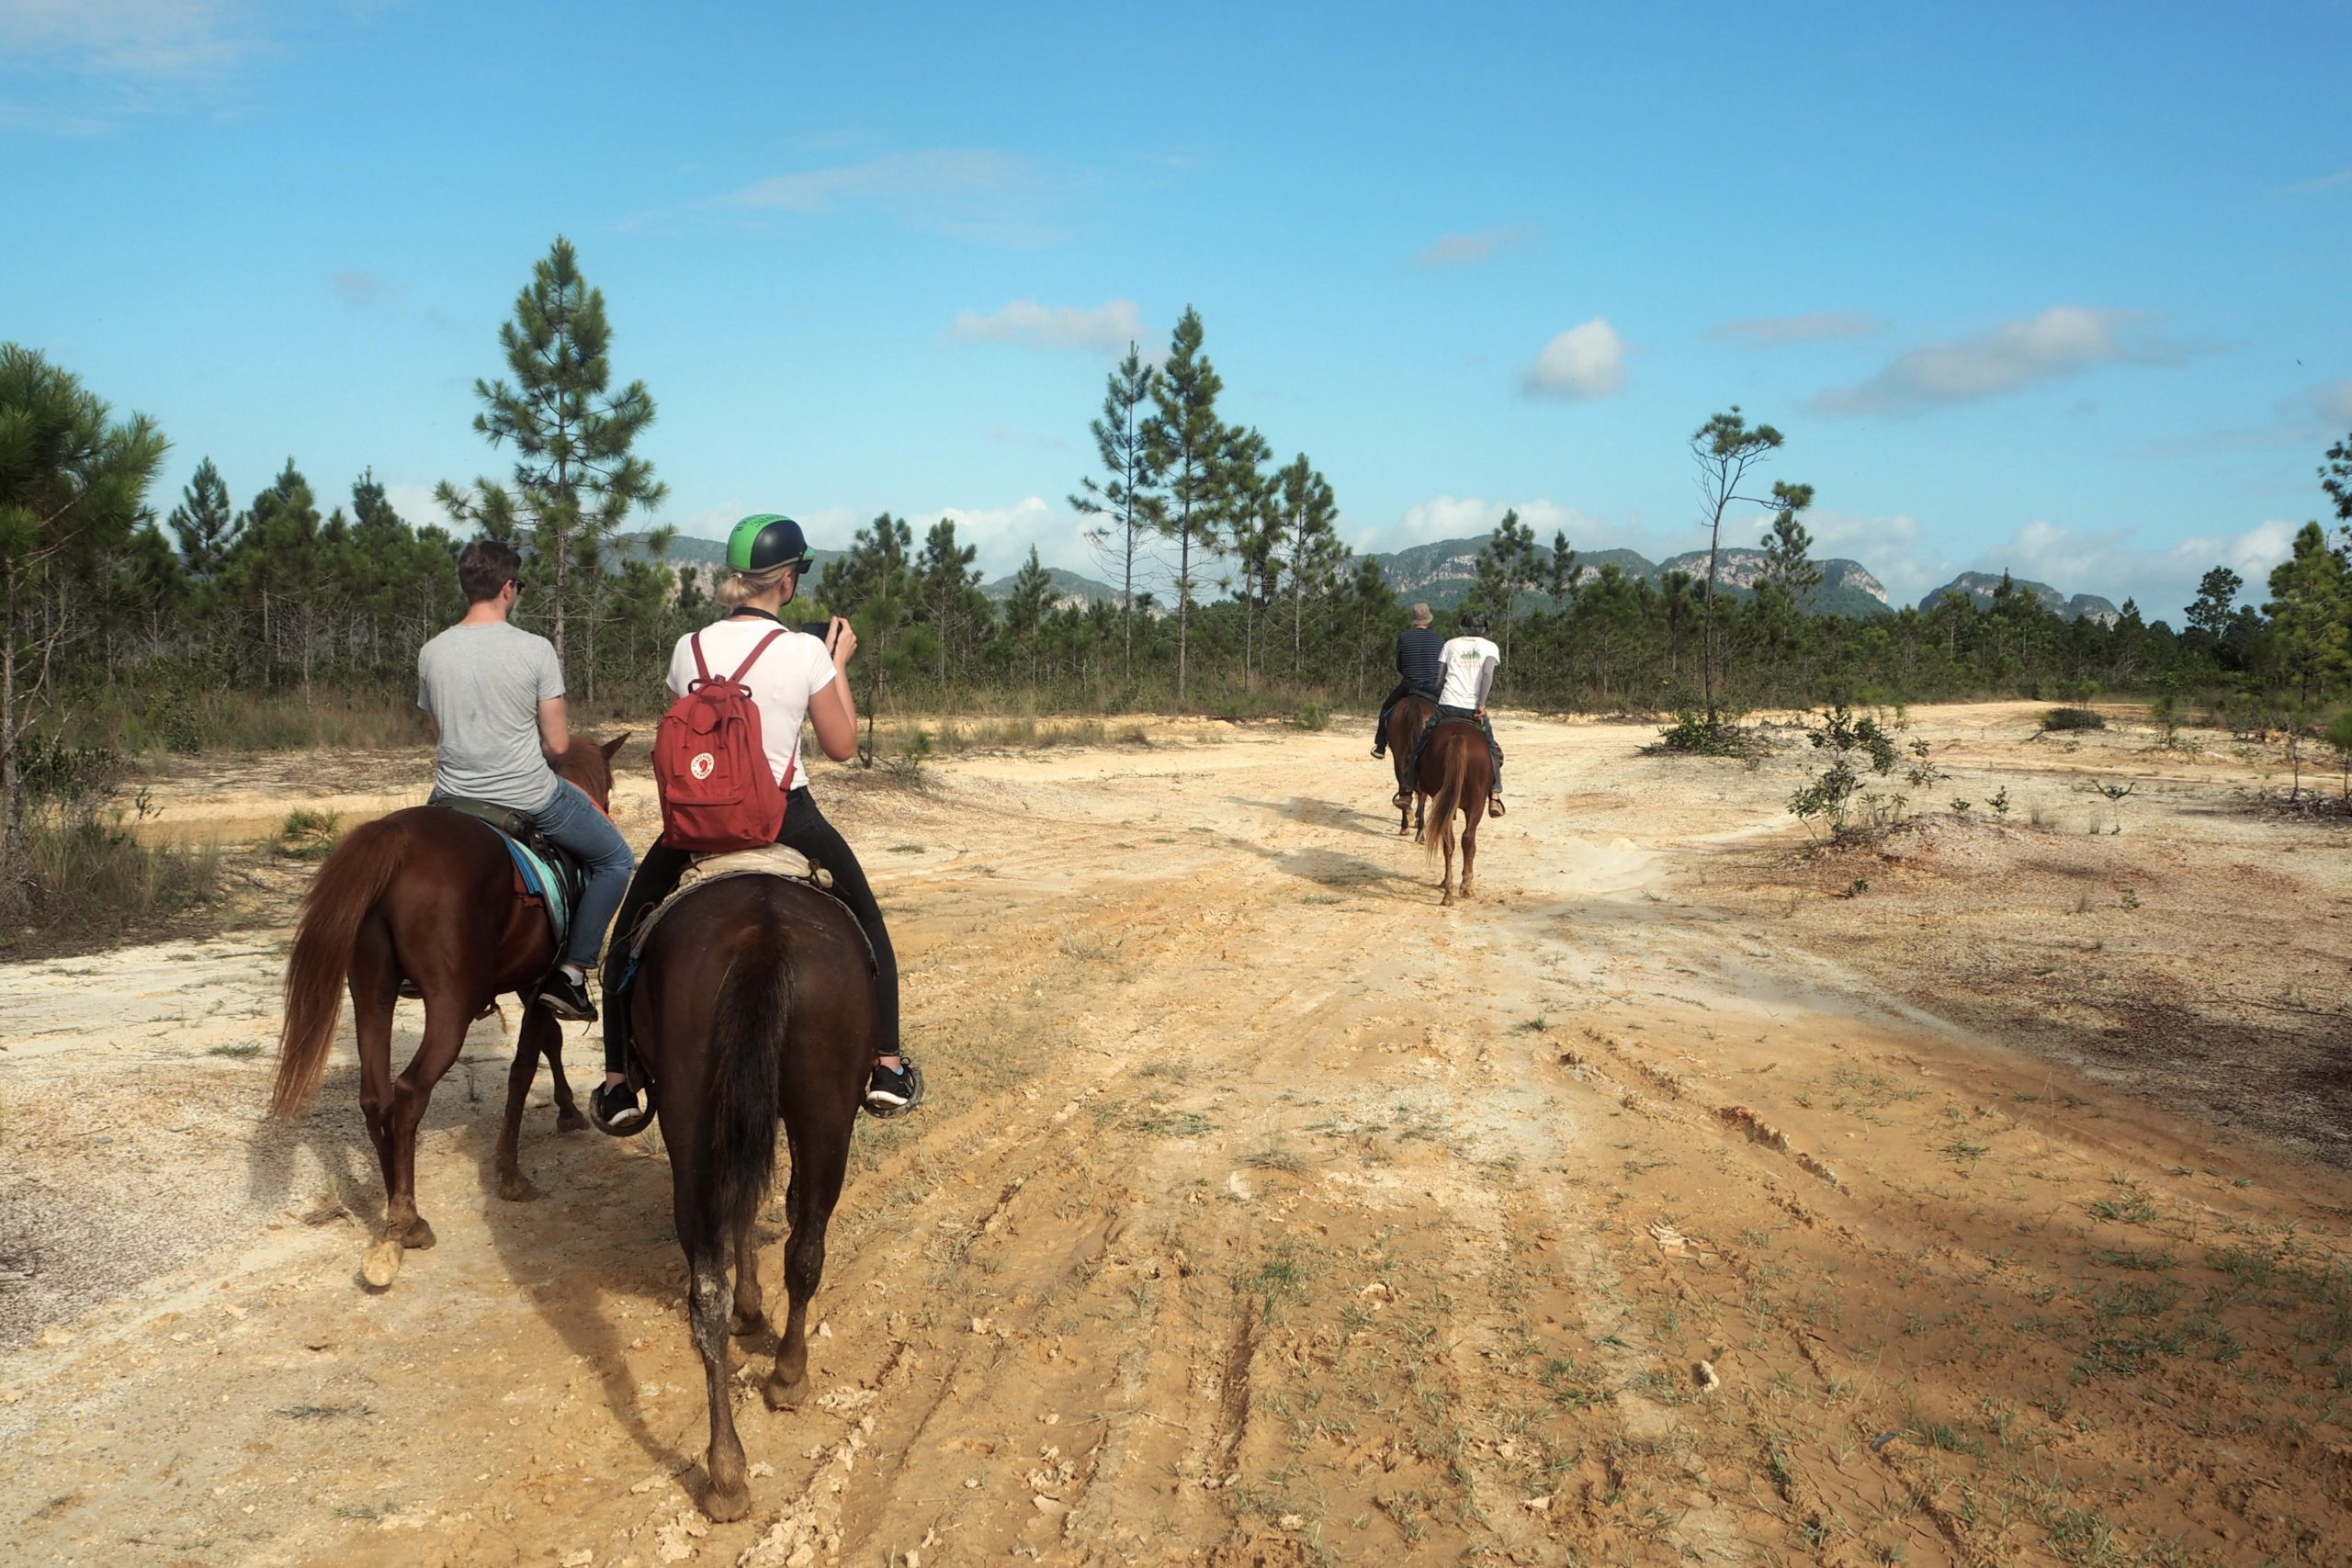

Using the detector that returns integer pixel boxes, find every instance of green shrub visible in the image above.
[2040,706,2106,732]
[1293,702,1329,732]
[276,809,343,861]
[1651,710,1750,757]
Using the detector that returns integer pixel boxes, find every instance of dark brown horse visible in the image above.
[1384,694,1435,838]
[271,735,626,1289]
[1415,720,1493,906]
[626,873,876,1521]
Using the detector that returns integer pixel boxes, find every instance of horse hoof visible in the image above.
[704,1483,752,1524]
[730,1309,768,1339]
[555,1107,589,1134]
[500,1174,541,1203]
[403,1217,437,1250]
[763,1373,809,1412]
[362,1236,404,1289]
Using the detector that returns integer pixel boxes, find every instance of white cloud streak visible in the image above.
[1412,225,1535,268]
[1521,319,1625,400]
[721,149,1052,243]
[1815,306,2194,416]
[949,299,1144,355]
[1708,310,1887,348]
[0,0,257,74]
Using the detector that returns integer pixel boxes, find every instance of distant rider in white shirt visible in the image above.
[1398,609,1506,818]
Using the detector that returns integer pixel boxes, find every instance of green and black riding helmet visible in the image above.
[726,513,815,575]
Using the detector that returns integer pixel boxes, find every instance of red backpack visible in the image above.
[653,628,794,852]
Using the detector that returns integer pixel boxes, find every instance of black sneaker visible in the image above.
[865,1057,924,1118]
[591,1078,644,1134]
[537,969,597,1022]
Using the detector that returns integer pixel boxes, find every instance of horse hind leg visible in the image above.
[686,1234,752,1522]
[766,1126,847,1413]
[729,1204,768,1338]
[495,1009,560,1201]
[364,995,468,1288]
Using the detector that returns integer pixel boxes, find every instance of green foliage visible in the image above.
[1651,710,1749,757]
[2040,706,2107,731]
[1789,705,1903,840]
[1145,306,1227,703]
[1293,701,1329,732]
[276,808,342,861]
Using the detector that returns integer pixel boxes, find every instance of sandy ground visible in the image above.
[3,703,2349,1567]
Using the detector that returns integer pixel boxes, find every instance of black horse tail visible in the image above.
[707,919,791,1239]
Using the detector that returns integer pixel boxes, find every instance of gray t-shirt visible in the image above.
[416,622,564,811]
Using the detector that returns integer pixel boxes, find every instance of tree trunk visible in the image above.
[0,560,26,918]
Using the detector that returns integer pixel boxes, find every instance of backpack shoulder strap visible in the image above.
[727,628,788,685]
[687,630,714,688]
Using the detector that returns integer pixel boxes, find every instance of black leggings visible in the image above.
[600,788,902,1076]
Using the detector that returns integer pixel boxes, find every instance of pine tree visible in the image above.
[1145,308,1227,704]
[436,236,666,696]
[1688,408,1800,720]
[1002,546,1055,685]
[167,457,237,578]
[1476,509,1539,666]
[1071,343,1159,682]
[1278,454,1344,675]
[914,517,982,689]
[2262,521,2351,704]
[1545,528,1579,610]
[0,344,167,914]
[1218,424,1275,684]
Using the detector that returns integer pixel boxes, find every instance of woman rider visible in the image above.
[591,513,921,1131]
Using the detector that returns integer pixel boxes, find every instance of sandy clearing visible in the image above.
[4,703,2349,1566]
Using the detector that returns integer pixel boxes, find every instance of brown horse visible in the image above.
[270,735,626,1289]
[1384,694,1434,838]
[1416,720,1493,906]
[626,873,876,1521]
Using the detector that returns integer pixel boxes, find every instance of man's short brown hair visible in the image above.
[457,538,523,604]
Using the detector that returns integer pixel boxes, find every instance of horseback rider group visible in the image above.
[1379,602,1506,818]
[413,522,921,1135]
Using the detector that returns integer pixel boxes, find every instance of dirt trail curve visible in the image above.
[4,705,2350,1566]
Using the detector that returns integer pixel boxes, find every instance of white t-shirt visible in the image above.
[666,616,837,791]
[1436,635,1501,709]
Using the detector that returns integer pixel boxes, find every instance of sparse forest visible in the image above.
[6,246,2352,920]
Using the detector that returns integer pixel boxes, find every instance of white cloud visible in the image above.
[2281,167,2352,197]
[1815,306,2195,416]
[1413,225,1535,269]
[331,268,406,314]
[1356,495,1609,557]
[1521,319,1625,400]
[379,483,452,532]
[721,150,1052,244]
[1708,310,1887,348]
[949,299,1144,355]
[0,0,258,74]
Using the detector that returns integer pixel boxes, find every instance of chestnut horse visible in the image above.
[1415,719,1493,906]
[1383,694,1435,838]
[270,735,626,1289]
[625,873,876,1521]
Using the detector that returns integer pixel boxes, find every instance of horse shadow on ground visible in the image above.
[241,1011,692,1471]
[1230,793,1405,840]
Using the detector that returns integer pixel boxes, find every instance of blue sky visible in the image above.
[7,1,2350,618]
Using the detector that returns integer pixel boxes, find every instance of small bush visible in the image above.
[1650,710,1750,758]
[1293,702,1329,732]
[2041,706,2107,732]
[276,808,342,861]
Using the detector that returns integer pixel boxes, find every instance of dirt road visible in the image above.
[4,705,2349,1566]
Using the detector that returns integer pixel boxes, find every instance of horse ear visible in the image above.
[601,731,629,761]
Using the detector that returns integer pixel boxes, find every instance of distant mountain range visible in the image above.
[622,530,2122,624]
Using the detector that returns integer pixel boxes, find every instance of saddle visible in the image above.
[621,844,862,976]
[435,797,585,952]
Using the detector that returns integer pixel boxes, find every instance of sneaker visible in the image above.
[537,969,597,1023]
[865,1057,924,1118]
[1488,795,1506,818]
[591,1078,644,1133]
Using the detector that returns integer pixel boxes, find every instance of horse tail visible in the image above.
[273,817,404,1119]
[1424,729,1472,870]
[707,918,790,1240]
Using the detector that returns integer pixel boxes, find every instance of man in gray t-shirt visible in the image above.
[417,621,565,811]
[415,539,635,1021]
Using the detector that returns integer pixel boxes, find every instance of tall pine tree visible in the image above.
[1278,454,1344,675]
[437,236,665,694]
[168,457,236,578]
[1071,343,1159,682]
[1145,308,1226,704]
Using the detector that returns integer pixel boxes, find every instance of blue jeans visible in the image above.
[530,779,637,970]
